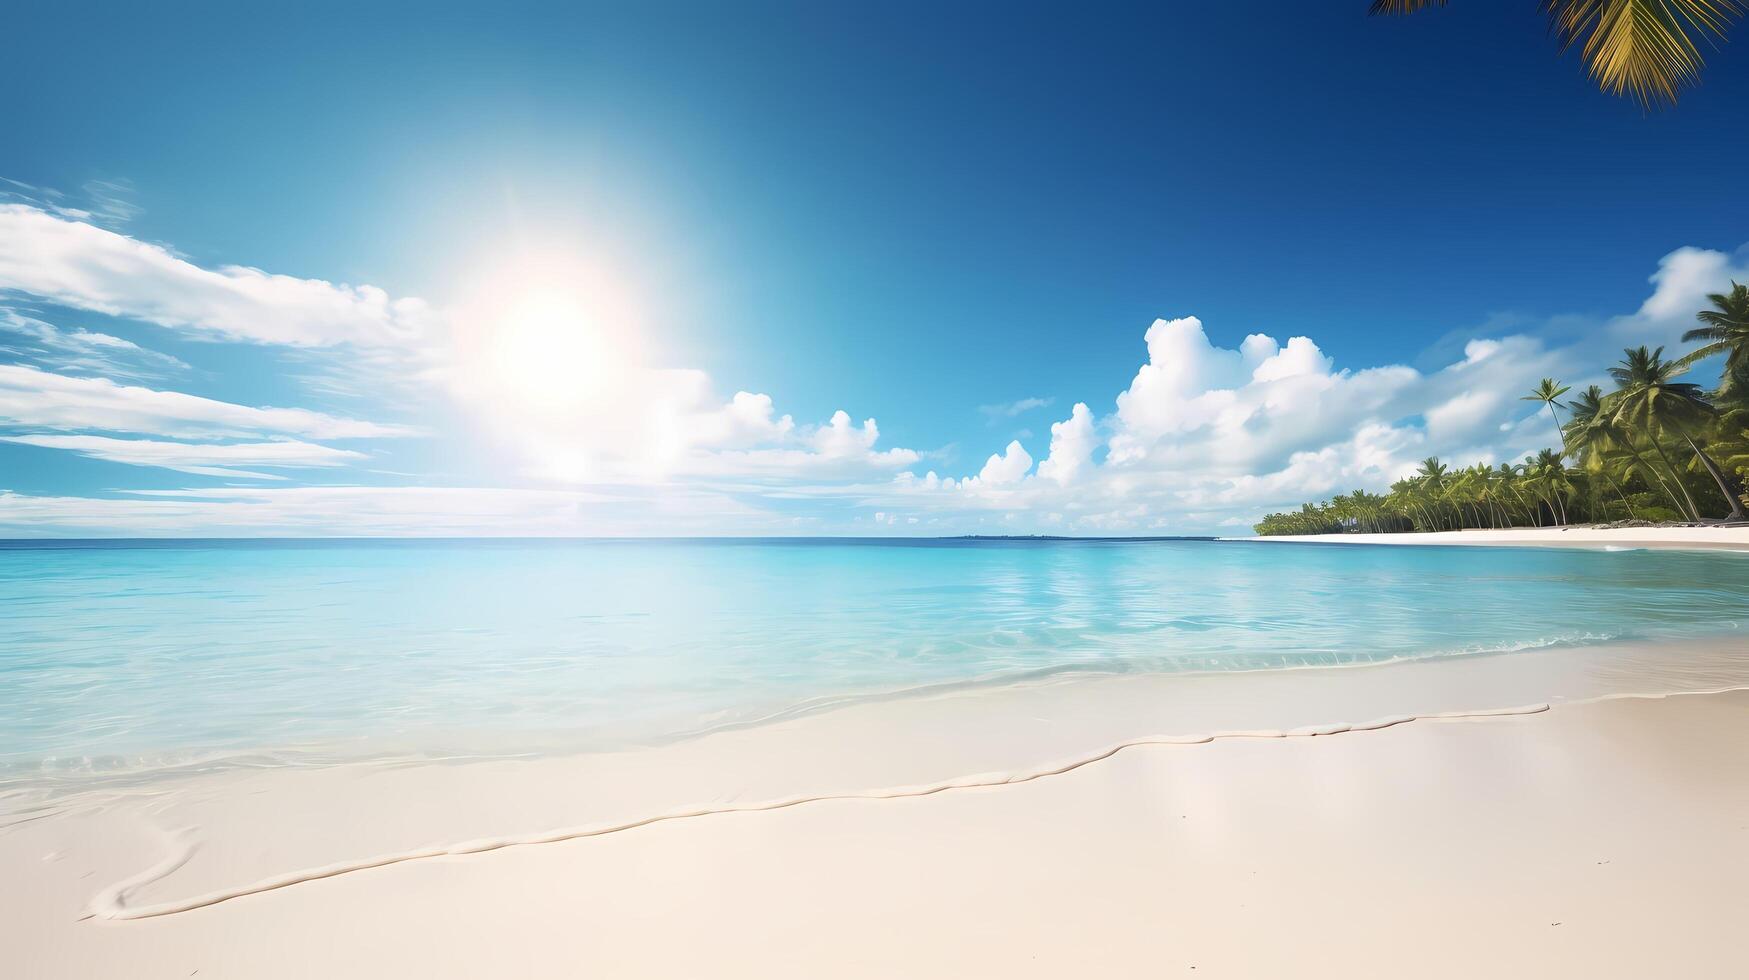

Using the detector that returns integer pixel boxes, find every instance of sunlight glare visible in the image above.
[488,288,610,411]
[455,252,649,428]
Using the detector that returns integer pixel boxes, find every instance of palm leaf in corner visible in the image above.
[1369,0,1449,11]
[1371,0,1744,108]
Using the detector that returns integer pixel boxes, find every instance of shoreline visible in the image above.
[8,635,1749,976]
[8,673,1747,976]
[0,628,1673,801]
[5,628,1745,810]
[1226,524,1749,552]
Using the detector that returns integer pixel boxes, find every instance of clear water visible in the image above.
[2,538,1747,785]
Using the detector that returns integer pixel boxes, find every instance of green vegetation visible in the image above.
[1370,1,1743,109]
[1255,287,1749,535]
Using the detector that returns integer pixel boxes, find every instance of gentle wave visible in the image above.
[5,539,1749,791]
[0,628,1641,796]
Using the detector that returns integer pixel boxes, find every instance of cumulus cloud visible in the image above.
[1640,246,1734,321]
[1106,316,1418,475]
[0,434,366,479]
[1612,244,1749,350]
[807,410,888,459]
[693,391,797,448]
[0,205,435,348]
[660,407,921,483]
[459,340,922,485]
[0,363,417,440]
[973,440,1033,486]
[873,302,1624,534]
[1035,403,1095,486]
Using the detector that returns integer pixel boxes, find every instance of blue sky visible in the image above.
[2,2,1747,535]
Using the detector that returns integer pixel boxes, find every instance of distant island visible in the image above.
[948,534,1218,542]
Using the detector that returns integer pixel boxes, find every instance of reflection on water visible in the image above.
[1,538,1745,783]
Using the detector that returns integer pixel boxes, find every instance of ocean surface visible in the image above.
[3,537,1747,787]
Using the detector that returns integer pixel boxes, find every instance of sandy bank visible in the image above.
[1227,525,1749,551]
[6,639,1749,978]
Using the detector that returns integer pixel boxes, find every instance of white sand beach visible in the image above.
[1229,525,1749,551]
[6,638,1749,979]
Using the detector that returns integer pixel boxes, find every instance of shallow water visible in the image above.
[2,537,1746,784]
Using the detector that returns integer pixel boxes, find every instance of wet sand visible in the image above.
[6,641,1749,978]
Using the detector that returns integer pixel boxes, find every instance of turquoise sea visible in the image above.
[2,538,1747,786]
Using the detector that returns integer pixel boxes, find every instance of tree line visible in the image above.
[1254,284,1749,535]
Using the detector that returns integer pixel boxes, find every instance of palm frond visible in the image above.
[1671,341,1727,372]
[1547,0,1745,108]
[1370,0,1449,12]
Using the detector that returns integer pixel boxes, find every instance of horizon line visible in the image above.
[0,534,1225,546]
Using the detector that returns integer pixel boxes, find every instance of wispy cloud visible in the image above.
[0,363,418,440]
[977,396,1054,423]
[0,205,436,348]
[1,175,140,227]
[0,204,927,493]
[0,485,778,537]
[78,178,142,225]
[0,434,367,480]
[0,307,188,381]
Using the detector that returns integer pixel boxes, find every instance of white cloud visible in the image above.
[0,363,416,440]
[809,410,889,458]
[472,352,921,485]
[79,178,142,226]
[670,407,921,482]
[875,308,1607,533]
[0,306,187,380]
[1,176,99,224]
[1109,316,1247,448]
[969,439,1033,487]
[0,205,435,348]
[1249,335,1332,383]
[1035,402,1095,486]
[0,485,778,537]
[695,391,797,448]
[1107,317,1418,474]
[1613,244,1749,349]
[0,434,366,479]
[0,203,924,492]
[1639,246,1732,321]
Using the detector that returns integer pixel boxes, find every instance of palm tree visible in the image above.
[1564,384,1644,519]
[1497,462,1535,525]
[1522,378,1574,452]
[1389,477,1440,530]
[1517,449,1573,525]
[1415,457,1453,528]
[1608,345,1747,520]
[1678,281,1749,394]
[1706,360,1749,495]
[1537,448,1574,524]
[1369,1,1744,109]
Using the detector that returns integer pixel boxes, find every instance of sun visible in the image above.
[485,288,613,412]
[446,248,658,481]
[454,255,648,423]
